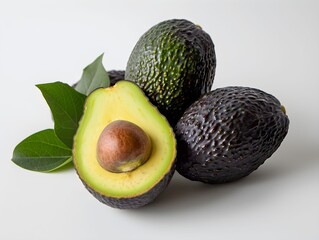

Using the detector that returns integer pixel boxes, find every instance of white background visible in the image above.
[1,0,318,239]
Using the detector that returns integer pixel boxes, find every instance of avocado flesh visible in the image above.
[125,19,216,126]
[73,81,176,208]
[175,86,289,183]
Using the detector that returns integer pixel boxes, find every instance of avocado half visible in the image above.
[73,81,176,209]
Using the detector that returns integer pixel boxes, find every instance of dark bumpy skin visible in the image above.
[76,163,175,209]
[175,87,289,183]
[72,70,125,88]
[107,70,125,86]
[125,19,216,126]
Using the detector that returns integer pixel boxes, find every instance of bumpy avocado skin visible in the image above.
[175,87,289,183]
[125,19,216,126]
[108,70,125,86]
[77,165,175,209]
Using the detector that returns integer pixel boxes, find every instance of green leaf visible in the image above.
[36,82,86,148]
[75,53,110,95]
[12,129,72,172]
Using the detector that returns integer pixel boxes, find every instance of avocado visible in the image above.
[175,86,289,183]
[73,81,176,208]
[72,70,125,88]
[125,19,216,126]
[107,70,125,86]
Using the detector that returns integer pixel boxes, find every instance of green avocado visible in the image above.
[125,19,216,126]
[73,81,176,208]
[175,86,289,183]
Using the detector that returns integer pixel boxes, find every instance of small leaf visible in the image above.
[12,129,72,172]
[36,82,86,148]
[75,53,110,95]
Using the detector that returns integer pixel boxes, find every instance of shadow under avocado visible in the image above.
[124,131,319,214]
[125,172,252,214]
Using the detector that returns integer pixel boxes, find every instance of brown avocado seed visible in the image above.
[96,120,152,173]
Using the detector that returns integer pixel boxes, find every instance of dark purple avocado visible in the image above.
[175,86,289,183]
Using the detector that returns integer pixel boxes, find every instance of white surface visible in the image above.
[1,0,319,239]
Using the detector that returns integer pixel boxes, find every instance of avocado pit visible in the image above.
[96,120,152,173]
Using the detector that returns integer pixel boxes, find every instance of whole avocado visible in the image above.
[125,19,216,126]
[175,86,289,183]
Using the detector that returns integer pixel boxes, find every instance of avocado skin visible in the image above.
[76,163,175,209]
[175,87,289,183]
[108,70,125,86]
[72,70,125,88]
[125,19,216,126]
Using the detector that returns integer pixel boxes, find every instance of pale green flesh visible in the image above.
[73,81,176,198]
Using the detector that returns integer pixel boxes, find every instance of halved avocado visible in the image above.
[73,81,176,209]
